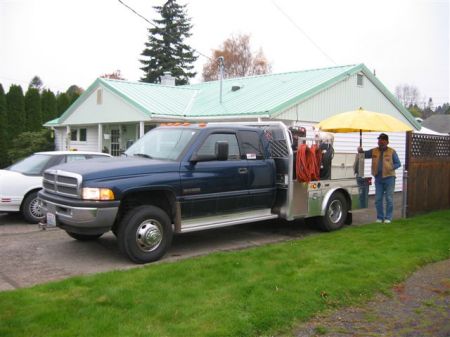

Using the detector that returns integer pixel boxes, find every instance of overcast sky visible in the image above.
[0,0,449,106]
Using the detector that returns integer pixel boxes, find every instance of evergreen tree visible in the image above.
[56,92,70,116]
[25,88,42,131]
[41,89,57,123]
[29,76,43,91]
[8,129,54,163]
[6,85,26,136]
[140,0,198,85]
[0,84,9,168]
[407,104,423,118]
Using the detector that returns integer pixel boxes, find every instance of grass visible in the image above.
[0,210,449,337]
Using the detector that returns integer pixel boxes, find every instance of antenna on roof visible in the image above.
[218,56,224,104]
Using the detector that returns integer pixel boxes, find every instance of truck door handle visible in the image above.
[238,168,248,174]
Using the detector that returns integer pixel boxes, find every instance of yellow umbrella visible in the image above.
[317,107,413,146]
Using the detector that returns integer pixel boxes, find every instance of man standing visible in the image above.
[358,133,401,223]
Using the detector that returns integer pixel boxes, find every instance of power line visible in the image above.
[117,0,212,62]
[271,0,337,65]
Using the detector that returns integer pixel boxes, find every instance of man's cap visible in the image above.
[378,133,389,141]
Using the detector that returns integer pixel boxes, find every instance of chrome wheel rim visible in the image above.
[328,200,342,223]
[136,220,163,252]
[30,197,44,219]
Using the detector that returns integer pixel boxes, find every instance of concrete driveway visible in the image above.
[0,194,402,291]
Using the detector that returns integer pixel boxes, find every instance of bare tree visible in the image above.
[395,84,420,107]
[202,34,271,82]
[100,70,125,80]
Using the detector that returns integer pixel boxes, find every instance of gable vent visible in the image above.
[96,89,103,105]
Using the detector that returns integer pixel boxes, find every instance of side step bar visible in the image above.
[179,209,278,233]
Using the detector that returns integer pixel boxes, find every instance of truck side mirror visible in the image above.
[190,141,229,163]
[215,141,229,161]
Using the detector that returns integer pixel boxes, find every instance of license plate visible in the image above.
[46,212,56,227]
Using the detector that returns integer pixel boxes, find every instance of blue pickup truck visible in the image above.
[38,122,369,263]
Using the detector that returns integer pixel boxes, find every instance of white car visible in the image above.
[0,151,111,223]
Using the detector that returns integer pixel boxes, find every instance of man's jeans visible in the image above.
[375,177,395,221]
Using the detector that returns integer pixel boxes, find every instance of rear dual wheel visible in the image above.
[318,192,348,231]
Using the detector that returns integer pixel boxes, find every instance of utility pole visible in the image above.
[218,56,224,104]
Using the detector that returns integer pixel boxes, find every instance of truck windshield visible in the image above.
[125,128,197,161]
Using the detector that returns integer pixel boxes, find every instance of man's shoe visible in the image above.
[376,219,383,223]
[384,219,391,224]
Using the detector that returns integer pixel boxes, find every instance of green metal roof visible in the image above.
[43,117,60,127]
[101,78,198,117]
[46,64,420,130]
[187,64,358,117]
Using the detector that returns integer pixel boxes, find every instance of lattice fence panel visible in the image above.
[411,134,450,158]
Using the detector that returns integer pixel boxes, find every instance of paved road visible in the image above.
[0,193,403,291]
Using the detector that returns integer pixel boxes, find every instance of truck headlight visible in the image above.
[82,188,115,200]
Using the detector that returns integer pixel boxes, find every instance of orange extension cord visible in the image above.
[296,144,322,182]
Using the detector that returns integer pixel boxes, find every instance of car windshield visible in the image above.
[8,154,52,175]
[125,128,197,161]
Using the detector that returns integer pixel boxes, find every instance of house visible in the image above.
[44,63,420,191]
[421,115,450,135]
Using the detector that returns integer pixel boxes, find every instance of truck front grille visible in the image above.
[43,170,82,198]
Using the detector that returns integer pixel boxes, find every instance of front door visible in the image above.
[179,132,248,218]
[110,129,120,156]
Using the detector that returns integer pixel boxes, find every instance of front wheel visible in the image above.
[22,191,44,224]
[117,205,173,264]
[318,192,348,231]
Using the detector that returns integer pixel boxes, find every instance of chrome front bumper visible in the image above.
[39,198,119,232]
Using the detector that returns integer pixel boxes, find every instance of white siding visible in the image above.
[67,126,98,152]
[277,73,411,126]
[62,85,147,125]
[54,127,66,151]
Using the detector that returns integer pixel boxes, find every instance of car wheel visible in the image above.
[118,205,173,264]
[66,231,103,241]
[318,192,348,231]
[22,191,44,224]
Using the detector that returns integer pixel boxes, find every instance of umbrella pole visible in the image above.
[357,129,364,177]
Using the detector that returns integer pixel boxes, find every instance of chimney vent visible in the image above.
[231,83,242,92]
[161,71,176,86]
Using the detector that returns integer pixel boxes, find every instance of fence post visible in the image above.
[402,131,412,218]
[402,169,408,218]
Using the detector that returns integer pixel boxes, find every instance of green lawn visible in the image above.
[1,210,449,337]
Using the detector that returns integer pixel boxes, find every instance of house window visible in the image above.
[357,74,364,86]
[70,128,87,142]
[97,89,103,105]
[79,128,87,141]
[70,129,77,141]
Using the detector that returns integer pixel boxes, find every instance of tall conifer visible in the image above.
[41,89,57,123]
[6,85,26,136]
[25,88,42,131]
[140,0,197,85]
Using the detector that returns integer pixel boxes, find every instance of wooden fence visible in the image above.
[406,132,450,217]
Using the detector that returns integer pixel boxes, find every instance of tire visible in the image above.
[318,192,348,232]
[66,231,103,241]
[117,205,173,264]
[22,191,44,224]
